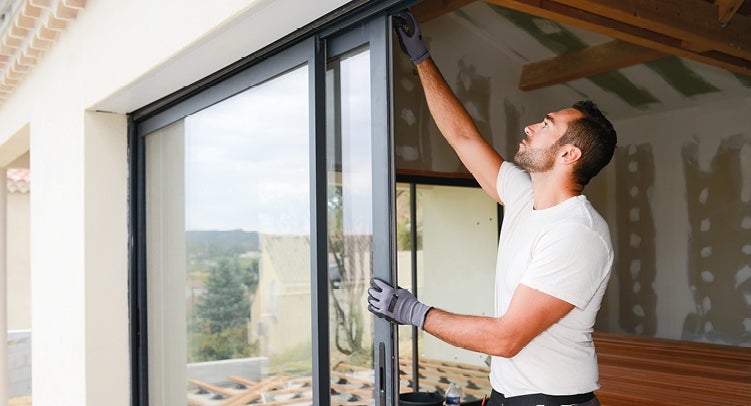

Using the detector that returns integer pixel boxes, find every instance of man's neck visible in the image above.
[529,171,581,210]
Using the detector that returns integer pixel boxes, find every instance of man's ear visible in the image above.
[559,145,582,165]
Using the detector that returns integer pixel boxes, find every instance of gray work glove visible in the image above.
[367,277,431,329]
[393,10,430,64]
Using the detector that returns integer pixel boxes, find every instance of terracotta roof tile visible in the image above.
[7,168,30,193]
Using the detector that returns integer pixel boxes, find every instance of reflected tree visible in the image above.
[194,257,258,360]
[328,185,369,360]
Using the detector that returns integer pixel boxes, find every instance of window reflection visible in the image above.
[326,48,378,405]
[147,64,314,405]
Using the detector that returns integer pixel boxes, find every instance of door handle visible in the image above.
[378,341,386,406]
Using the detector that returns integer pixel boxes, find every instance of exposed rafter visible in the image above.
[519,40,665,91]
[715,0,746,25]
[553,0,751,60]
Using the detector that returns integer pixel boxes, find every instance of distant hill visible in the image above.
[186,229,260,255]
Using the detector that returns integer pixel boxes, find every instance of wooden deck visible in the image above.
[187,357,491,405]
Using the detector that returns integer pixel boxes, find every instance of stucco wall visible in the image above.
[7,190,30,331]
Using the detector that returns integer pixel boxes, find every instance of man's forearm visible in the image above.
[415,58,504,201]
[422,307,524,358]
[416,58,481,149]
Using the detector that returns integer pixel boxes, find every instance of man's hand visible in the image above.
[393,10,430,65]
[367,278,432,329]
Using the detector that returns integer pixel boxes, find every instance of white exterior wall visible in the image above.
[0,0,352,404]
[7,190,30,331]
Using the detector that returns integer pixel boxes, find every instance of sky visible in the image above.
[185,65,311,234]
[183,50,373,235]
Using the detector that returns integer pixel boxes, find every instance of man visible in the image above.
[367,10,618,406]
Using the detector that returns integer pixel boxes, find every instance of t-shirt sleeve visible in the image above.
[496,161,532,207]
[520,224,612,309]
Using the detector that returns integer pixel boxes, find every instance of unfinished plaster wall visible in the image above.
[613,145,658,337]
[608,100,751,346]
[682,133,751,344]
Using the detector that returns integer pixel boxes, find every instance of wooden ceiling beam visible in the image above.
[484,0,751,76]
[715,0,746,25]
[519,40,665,91]
[552,0,751,61]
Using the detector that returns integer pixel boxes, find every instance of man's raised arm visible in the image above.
[394,11,504,203]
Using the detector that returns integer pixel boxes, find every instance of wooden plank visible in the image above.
[399,375,490,398]
[219,376,288,406]
[254,395,314,405]
[187,397,209,406]
[400,357,490,375]
[519,40,665,90]
[484,0,751,77]
[227,375,259,388]
[331,371,374,386]
[398,357,492,398]
[551,0,751,60]
[188,379,238,398]
[716,0,747,24]
[399,355,491,373]
[331,383,375,397]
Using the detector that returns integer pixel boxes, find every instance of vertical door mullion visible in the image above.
[128,118,149,406]
[310,35,331,406]
[369,14,398,406]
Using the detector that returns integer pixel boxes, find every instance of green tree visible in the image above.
[197,258,250,334]
[195,325,253,361]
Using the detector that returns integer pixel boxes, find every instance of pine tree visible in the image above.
[197,258,250,334]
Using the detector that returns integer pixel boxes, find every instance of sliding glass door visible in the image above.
[141,43,315,406]
[325,16,396,405]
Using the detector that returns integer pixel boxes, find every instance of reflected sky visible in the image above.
[185,65,310,234]
[183,50,375,236]
[338,50,373,236]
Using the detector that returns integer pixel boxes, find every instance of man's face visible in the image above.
[514,108,582,173]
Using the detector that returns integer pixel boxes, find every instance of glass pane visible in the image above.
[326,48,377,405]
[397,184,497,403]
[146,64,313,405]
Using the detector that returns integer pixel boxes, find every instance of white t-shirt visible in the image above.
[489,161,613,396]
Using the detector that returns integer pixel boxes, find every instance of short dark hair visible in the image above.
[558,100,617,187]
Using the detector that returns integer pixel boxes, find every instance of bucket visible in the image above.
[398,391,445,406]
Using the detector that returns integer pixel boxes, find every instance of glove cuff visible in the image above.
[411,50,430,65]
[414,303,432,330]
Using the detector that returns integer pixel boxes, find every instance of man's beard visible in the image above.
[514,143,559,173]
